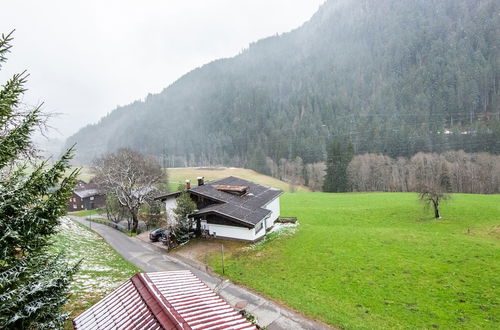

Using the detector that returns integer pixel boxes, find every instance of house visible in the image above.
[73,270,256,330]
[155,176,283,242]
[67,180,106,212]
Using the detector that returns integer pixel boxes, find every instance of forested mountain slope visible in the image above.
[66,0,500,165]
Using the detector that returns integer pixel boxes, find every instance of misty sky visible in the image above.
[0,0,325,140]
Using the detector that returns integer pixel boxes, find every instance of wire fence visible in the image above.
[84,217,147,234]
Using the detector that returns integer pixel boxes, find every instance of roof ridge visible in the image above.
[131,273,190,329]
[74,271,256,330]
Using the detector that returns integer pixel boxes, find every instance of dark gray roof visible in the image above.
[189,176,282,227]
[193,203,271,228]
[154,191,182,201]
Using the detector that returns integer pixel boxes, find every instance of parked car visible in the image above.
[149,228,165,242]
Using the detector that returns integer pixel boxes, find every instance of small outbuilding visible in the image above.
[67,180,105,212]
[155,176,283,242]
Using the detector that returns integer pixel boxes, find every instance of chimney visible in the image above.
[185,179,191,190]
[197,176,204,186]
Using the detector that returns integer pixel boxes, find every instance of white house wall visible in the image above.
[254,220,266,240]
[263,196,280,229]
[164,198,177,212]
[207,223,265,241]
[164,197,178,228]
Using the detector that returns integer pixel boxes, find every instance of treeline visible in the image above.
[348,151,500,194]
[66,0,500,165]
[265,157,326,192]
[264,151,500,194]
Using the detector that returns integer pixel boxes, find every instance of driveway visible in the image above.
[70,216,331,330]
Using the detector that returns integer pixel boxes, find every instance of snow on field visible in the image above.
[58,216,97,240]
[55,217,137,297]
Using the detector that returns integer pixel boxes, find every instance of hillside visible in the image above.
[68,166,307,193]
[168,167,309,192]
[66,0,500,166]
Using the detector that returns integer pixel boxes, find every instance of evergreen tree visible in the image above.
[173,191,196,242]
[0,32,79,328]
[248,147,269,175]
[323,141,339,192]
[65,0,500,165]
[323,140,354,192]
[439,163,452,193]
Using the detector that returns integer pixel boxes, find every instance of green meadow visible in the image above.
[209,193,500,329]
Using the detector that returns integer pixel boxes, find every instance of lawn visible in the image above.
[208,193,500,329]
[167,167,309,193]
[52,218,140,326]
[68,209,102,217]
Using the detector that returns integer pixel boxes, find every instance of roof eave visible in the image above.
[154,191,181,201]
[191,210,256,229]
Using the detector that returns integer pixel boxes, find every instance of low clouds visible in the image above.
[0,0,324,138]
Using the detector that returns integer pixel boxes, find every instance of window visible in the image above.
[255,221,263,233]
[73,204,77,209]
[90,196,94,201]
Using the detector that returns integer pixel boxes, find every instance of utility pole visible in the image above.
[221,244,225,275]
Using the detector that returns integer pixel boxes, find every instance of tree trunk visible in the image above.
[106,202,111,221]
[433,200,440,219]
[131,208,139,233]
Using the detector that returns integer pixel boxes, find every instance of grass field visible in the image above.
[168,167,309,192]
[52,218,140,326]
[208,193,500,329]
[67,167,94,183]
[68,209,101,217]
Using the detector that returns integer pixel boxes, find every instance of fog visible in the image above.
[0,0,325,139]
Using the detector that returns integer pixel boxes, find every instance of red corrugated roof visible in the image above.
[73,270,256,330]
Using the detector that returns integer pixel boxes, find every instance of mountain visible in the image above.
[66,0,500,166]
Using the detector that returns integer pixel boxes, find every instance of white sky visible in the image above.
[0,0,325,139]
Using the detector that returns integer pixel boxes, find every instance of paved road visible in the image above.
[71,216,331,330]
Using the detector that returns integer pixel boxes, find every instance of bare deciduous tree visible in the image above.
[418,185,451,219]
[305,162,326,191]
[93,148,166,233]
[105,193,127,225]
[347,151,500,194]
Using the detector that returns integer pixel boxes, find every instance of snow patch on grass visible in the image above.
[246,222,299,250]
[269,222,299,234]
[53,216,140,319]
